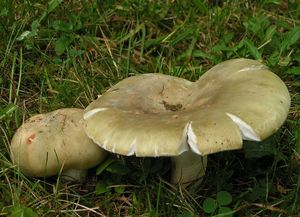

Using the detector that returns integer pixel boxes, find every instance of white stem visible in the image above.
[61,168,87,182]
[171,150,207,186]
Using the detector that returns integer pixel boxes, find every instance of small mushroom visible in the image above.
[83,58,290,185]
[10,108,107,181]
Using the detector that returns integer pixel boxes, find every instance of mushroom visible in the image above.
[82,58,290,185]
[10,108,107,181]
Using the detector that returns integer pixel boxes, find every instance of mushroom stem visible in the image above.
[61,168,88,182]
[170,151,207,185]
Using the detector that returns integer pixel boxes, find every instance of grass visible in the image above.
[0,0,300,216]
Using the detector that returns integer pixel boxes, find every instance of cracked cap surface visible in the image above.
[83,58,290,157]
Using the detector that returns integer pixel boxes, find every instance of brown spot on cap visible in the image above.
[26,134,36,144]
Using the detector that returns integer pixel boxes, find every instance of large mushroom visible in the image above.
[83,58,290,185]
[10,108,107,181]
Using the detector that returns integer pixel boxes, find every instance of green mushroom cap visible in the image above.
[10,108,107,178]
[83,58,290,157]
